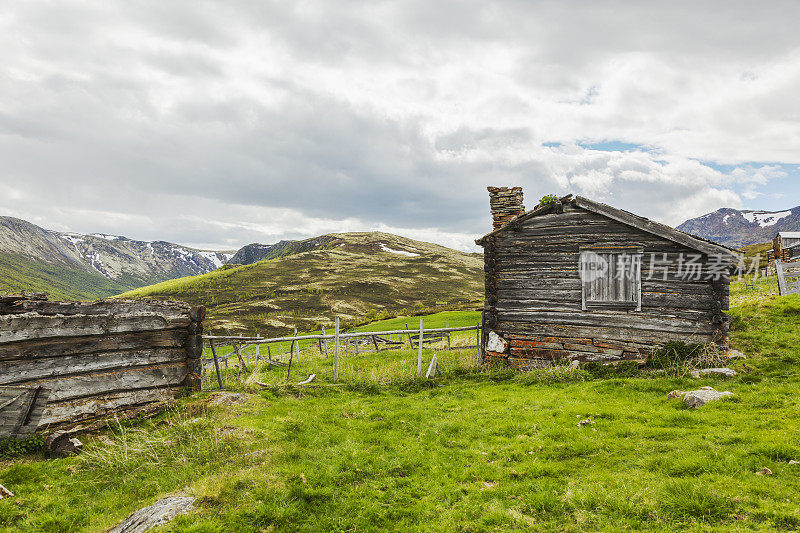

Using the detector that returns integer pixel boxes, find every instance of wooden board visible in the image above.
[0,313,191,344]
[0,386,50,438]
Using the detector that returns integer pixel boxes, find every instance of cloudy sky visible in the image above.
[1,1,798,251]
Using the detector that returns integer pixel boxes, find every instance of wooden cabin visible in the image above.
[476,187,740,368]
[773,232,800,263]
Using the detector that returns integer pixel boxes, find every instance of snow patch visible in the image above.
[198,251,224,268]
[379,243,419,257]
[91,233,121,241]
[742,210,792,227]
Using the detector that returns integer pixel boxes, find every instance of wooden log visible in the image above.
[0,329,188,361]
[25,362,188,403]
[0,299,192,318]
[0,313,191,344]
[39,388,177,429]
[0,348,188,386]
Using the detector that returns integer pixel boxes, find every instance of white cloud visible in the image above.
[0,1,798,251]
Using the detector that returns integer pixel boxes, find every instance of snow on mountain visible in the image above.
[740,210,793,227]
[677,206,800,248]
[0,215,235,289]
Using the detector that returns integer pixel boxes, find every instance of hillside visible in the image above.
[227,236,337,265]
[677,206,800,248]
[0,216,233,299]
[121,232,484,336]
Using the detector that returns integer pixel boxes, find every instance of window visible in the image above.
[580,247,642,311]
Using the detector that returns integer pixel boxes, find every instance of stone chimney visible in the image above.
[488,186,525,230]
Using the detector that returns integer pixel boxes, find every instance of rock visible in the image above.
[755,467,773,476]
[725,349,746,359]
[109,496,195,533]
[690,368,737,378]
[0,484,13,499]
[206,392,250,406]
[577,418,594,427]
[486,331,509,354]
[97,435,115,446]
[667,390,683,399]
[681,386,735,409]
[569,360,580,370]
[789,460,799,465]
[45,431,83,457]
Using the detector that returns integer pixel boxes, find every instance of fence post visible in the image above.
[255,333,260,371]
[405,323,413,347]
[446,321,450,352]
[417,318,424,377]
[334,317,340,383]
[322,327,328,357]
[209,340,224,390]
[294,329,300,362]
[476,323,481,362]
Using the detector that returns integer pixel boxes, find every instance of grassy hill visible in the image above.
[121,232,484,336]
[0,251,128,300]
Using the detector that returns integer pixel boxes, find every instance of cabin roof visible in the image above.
[476,195,740,262]
[777,232,800,239]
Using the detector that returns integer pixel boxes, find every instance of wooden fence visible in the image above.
[776,260,800,296]
[0,295,204,437]
[202,319,483,387]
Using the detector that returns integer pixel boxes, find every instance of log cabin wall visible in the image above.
[482,203,732,369]
[0,295,203,433]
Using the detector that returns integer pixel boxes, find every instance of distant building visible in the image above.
[476,187,740,368]
[772,232,800,262]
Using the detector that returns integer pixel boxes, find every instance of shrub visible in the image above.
[0,434,46,458]
[583,360,640,379]
[646,341,703,370]
[539,194,559,205]
[646,341,727,377]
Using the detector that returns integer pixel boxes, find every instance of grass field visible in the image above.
[3,282,800,531]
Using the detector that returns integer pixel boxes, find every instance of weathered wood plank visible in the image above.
[24,362,188,402]
[0,348,188,386]
[39,388,177,428]
[0,329,188,361]
[0,314,191,344]
[0,299,192,317]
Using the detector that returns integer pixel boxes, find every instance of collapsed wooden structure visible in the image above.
[477,188,741,368]
[0,294,203,437]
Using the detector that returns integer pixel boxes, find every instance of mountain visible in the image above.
[228,236,337,265]
[677,206,800,248]
[121,232,484,336]
[0,216,234,299]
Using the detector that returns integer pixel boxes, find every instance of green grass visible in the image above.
[120,232,483,337]
[5,286,800,531]
[0,251,127,300]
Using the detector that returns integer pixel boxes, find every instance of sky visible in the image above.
[1,1,799,252]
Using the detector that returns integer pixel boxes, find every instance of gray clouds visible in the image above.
[0,1,799,251]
